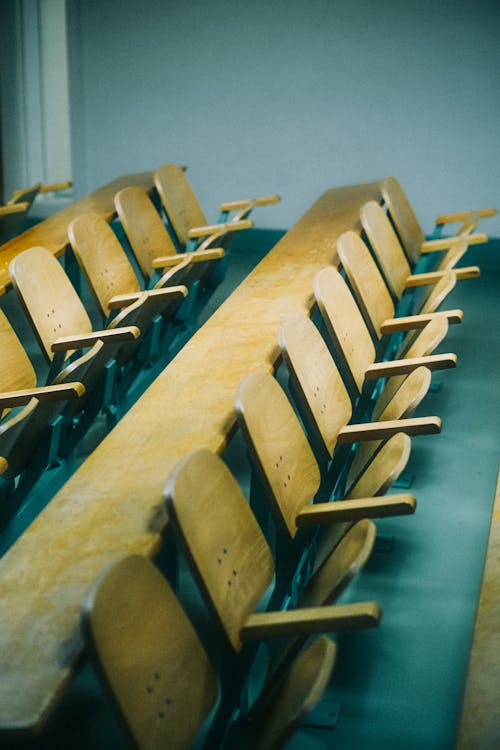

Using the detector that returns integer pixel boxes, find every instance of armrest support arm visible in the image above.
[240,601,381,640]
[421,233,488,252]
[152,247,224,269]
[0,381,85,408]
[380,310,463,333]
[219,194,281,212]
[296,493,416,526]
[405,268,480,287]
[0,202,29,216]
[337,416,441,443]
[108,285,188,310]
[435,208,497,225]
[51,326,140,352]
[365,353,457,379]
[187,218,253,238]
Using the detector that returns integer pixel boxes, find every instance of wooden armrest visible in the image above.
[219,194,281,212]
[435,208,497,225]
[337,416,441,443]
[152,247,225,269]
[0,202,30,216]
[0,456,7,475]
[187,218,253,238]
[108,285,188,310]
[405,268,480,287]
[380,310,463,334]
[0,381,85,408]
[365,353,457,379]
[51,326,140,352]
[38,180,73,193]
[296,493,416,526]
[240,601,381,641]
[421,233,488,253]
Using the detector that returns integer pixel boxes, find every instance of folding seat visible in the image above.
[68,212,189,363]
[83,553,338,750]
[313,266,457,403]
[114,186,228,319]
[154,162,280,252]
[164,448,380,747]
[336,229,463,346]
[360,199,481,304]
[380,176,495,268]
[9,246,146,439]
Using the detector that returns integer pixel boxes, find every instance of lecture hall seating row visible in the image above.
[0,171,496,747]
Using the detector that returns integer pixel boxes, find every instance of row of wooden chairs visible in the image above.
[0,166,280,524]
[78,179,497,747]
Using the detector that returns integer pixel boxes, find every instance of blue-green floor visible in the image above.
[1,234,499,749]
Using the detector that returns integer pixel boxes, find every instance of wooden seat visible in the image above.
[164,448,379,746]
[336,229,464,342]
[235,370,418,543]
[0,307,87,509]
[360,199,480,301]
[82,554,218,750]
[313,265,457,398]
[114,186,227,316]
[154,162,280,251]
[83,554,337,750]
[68,212,189,361]
[9,246,148,436]
[381,176,494,267]
[279,313,439,474]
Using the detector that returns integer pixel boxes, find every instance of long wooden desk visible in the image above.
[0,172,153,295]
[454,462,500,749]
[0,180,382,738]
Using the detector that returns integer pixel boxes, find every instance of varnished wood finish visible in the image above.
[0,172,153,295]
[187,218,253,238]
[297,494,416,524]
[154,164,207,250]
[219,194,281,212]
[435,207,497,226]
[381,176,425,265]
[347,432,412,498]
[455,465,500,750]
[361,200,412,297]
[68,213,141,316]
[0,309,37,393]
[115,186,177,278]
[380,310,463,334]
[314,265,376,393]
[165,449,275,652]
[235,370,321,539]
[240,636,336,750]
[279,314,352,459]
[82,555,218,750]
[0,180,384,736]
[10,246,93,361]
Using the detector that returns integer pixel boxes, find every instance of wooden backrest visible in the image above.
[313,266,376,394]
[279,314,352,460]
[82,555,218,750]
[381,176,424,265]
[0,309,37,392]
[115,186,177,277]
[10,246,92,360]
[360,200,411,298]
[336,230,395,339]
[235,371,321,539]
[346,432,411,498]
[164,449,274,652]
[69,213,141,316]
[240,636,336,750]
[154,164,207,250]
